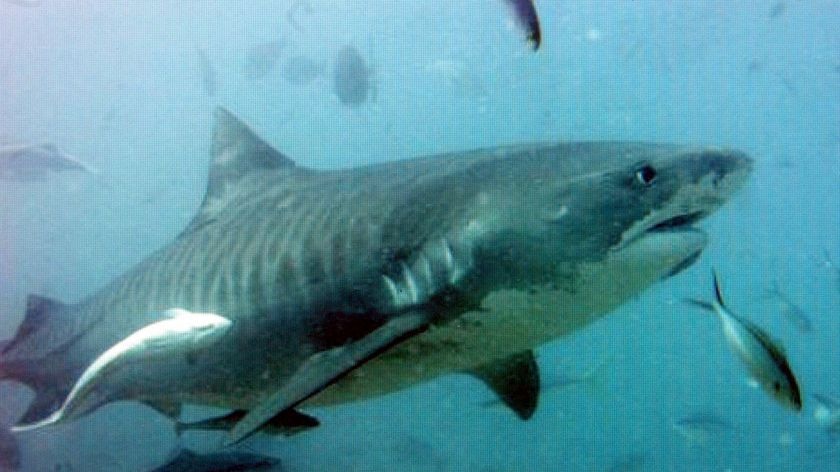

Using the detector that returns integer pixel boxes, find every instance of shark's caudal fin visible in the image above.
[1,294,77,425]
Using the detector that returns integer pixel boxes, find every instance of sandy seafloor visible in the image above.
[0,1,838,471]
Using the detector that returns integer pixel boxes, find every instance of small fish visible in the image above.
[244,40,285,81]
[196,47,216,96]
[0,425,21,471]
[12,309,231,432]
[2,0,41,6]
[764,280,812,333]
[671,411,732,447]
[175,408,318,437]
[149,448,281,472]
[769,1,786,19]
[686,271,802,411]
[812,393,840,435]
[333,45,371,107]
[281,55,325,86]
[503,0,541,50]
[0,143,93,181]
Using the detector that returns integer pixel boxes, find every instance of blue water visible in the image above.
[0,1,838,471]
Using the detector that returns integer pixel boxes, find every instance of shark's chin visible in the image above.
[612,227,707,282]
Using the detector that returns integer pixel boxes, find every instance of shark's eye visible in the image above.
[635,165,657,186]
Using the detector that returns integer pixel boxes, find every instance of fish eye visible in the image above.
[635,164,657,186]
[773,381,781,392]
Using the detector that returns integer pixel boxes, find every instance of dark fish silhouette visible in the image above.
[196,47,216,96]
[281,55,325,85]
[333,45,370,107]
[0,143,93,181]
[504,0,541,50]
[244,41,285,81]
[769,1,786,19]
[149,449,281,472]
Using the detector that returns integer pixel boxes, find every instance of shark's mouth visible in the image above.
[646,211,707,233]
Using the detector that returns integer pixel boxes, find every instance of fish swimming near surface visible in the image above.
[0,107,751,448]
[196,47,216,97]
[333,45,371,107]
[764,280,812,333]
[671,411,733,447]
[1,0,41,7]
[244,41,285,81]
[769,1,786,19]
[812,393,840,435]
[0,143,93,181]
[0,425,21,471]
[149,448,281,472]
[503,0,541,50]
[281,55,325,86]
[175,408,318,437]
[686,272,802,411]
[11,309,231,432]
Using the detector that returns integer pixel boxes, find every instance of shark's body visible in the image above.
[0,109,751,442]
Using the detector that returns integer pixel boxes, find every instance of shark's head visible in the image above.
[460,143,752,292]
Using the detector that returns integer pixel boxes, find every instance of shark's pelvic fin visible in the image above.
[225,312,430,445]
[468,350,541,420]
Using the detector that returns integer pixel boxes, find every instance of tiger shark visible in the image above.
[0,108,751,446]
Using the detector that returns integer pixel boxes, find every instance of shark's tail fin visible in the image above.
[1,294,77,426]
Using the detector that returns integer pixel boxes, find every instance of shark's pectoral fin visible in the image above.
[468,350,541,420]
[225,312,430,445]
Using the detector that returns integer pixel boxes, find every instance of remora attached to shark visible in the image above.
[0,108,751,445]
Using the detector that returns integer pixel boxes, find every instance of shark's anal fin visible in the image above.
[468,350,541,420]
[225,312,430,446]
[180,107,308,237]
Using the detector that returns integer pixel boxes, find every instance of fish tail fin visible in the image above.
[711,270,726,307]
[684,298,715,312]
[174,421,186,437]
[1,295,78,426]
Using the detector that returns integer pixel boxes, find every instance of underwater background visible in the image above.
[0,1,838,470]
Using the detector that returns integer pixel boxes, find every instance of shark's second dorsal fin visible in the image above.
[181,107,300,236]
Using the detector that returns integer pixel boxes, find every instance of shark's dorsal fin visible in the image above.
[468,350,541,420]
[180,107,301,236]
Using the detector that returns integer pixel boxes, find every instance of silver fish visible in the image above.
[686,272,802,411]
[503,0,541,50]
[765,280,813,333]
[12,309,231,432]
[812,393,840,435]
[671,411,732,446]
